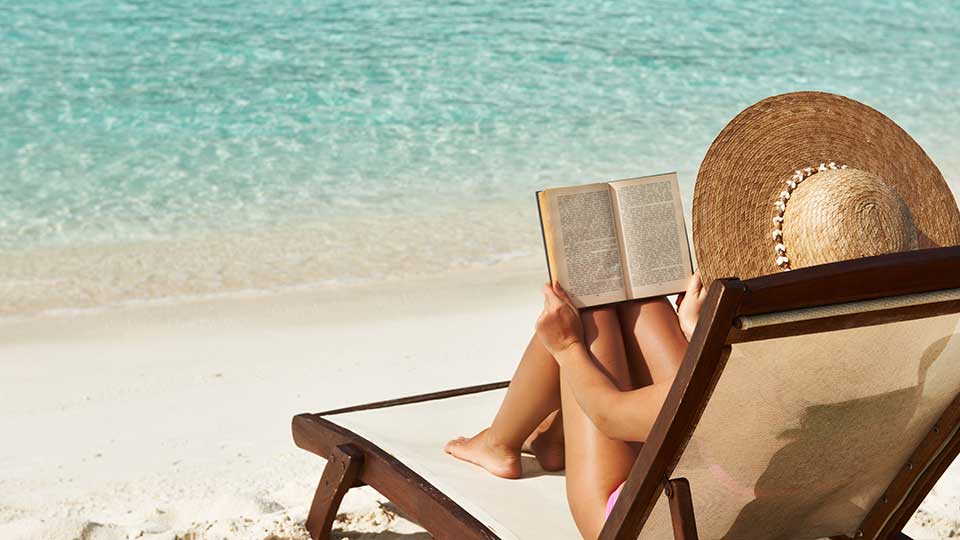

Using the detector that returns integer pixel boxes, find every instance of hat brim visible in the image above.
[692,91,960,286]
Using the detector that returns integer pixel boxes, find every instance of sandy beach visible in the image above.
[0,262,957,540]
[0,263,540,540]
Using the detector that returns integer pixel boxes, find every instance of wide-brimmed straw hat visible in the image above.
[693,91,960,286]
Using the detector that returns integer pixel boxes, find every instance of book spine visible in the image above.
[536,191,553,283]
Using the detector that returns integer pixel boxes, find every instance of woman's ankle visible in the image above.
[483,426,522,454]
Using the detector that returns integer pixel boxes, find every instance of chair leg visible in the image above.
[305,444,365,540]
[666,478,699,540]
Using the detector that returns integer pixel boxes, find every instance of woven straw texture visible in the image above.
[784,168,918,268]
[693,92,960,285]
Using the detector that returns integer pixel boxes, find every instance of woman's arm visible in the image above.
[534,275,706,441]
[553,341,673,441]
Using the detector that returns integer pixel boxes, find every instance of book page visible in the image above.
[610,173,692,299]
[541,183,627,308]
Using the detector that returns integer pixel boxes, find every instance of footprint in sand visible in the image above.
[0,504,25,524]
[78,521,125,540]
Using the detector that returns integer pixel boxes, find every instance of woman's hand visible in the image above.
[676,271,707,341]
[535,282,583,358]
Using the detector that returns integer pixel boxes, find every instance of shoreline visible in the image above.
[0,178,550,321]
[0,215,546,320]
[0,255,545,338]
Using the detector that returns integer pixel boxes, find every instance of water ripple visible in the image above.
[1,0,958,311]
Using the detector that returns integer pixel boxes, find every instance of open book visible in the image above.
[536,172,693,308]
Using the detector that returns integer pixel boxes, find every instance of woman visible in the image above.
[446,91,960,540]
[445,273,706,540]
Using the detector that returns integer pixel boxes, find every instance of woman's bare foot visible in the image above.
[444,428,522,479]
[522,411,565,471]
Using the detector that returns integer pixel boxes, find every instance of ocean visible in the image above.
[2,0,959,315]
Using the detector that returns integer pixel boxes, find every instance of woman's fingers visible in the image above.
[676,271,707,342]
[693,271,708,300]
[685,270,703,299]
[552,281,565,298]
[535,281,585,356]
[542,282,556,301]
[552,282,578,312]
[541,282,580,319]
[542,283,563,313]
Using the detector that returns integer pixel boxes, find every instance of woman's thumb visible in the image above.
[685,272,702,298]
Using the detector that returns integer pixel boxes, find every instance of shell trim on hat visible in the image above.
[772,162,848,271]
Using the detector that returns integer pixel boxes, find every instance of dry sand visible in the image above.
[0,266,957,539]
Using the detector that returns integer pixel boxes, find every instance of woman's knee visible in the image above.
[616,296,673,322]
[579,306,631,387]
[580,306,620,341]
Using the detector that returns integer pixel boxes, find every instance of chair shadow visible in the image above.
[520,454,566,478]
[330,456,564,539]
[330,530,432,540]
[720,334,954,540]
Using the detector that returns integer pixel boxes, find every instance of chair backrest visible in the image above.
[601,247,960,540]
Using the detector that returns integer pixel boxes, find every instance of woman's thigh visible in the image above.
[616,297,687,385]
[562,306,639,540]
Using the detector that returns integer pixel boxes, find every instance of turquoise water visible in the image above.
[2,1,959,312]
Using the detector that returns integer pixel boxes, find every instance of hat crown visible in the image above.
[693,92,960,286]
[782,168,919,268]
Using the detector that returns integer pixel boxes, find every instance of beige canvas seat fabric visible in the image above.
[640,312,960,540]
[327,388,582,540]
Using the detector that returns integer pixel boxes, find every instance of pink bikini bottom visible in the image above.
[604,482,625,519]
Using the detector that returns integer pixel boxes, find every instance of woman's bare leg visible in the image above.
[617,298,688,384]
[444,297,686,483]
[444,333,564,478]
[562,306,639,540]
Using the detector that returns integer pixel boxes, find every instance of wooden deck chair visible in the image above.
[292,247,960,540]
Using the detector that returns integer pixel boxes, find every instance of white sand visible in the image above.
[1,267,958,540]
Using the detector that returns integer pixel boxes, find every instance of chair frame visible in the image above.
[292,246,960,540]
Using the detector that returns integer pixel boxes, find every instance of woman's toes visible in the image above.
[443,437,466,453]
